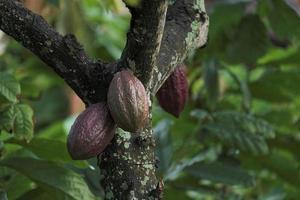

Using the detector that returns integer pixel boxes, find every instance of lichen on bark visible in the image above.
[99,128,159,200]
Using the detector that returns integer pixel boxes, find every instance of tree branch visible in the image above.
[153,0,209,93]
[121,0,168,90]
[120,0,209,94]
[0,0,117,105]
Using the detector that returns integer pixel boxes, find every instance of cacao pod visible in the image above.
[156,64,188,118]
[67,103,115,160]
[107,70,149,133]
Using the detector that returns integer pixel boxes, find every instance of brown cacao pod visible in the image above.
[67,103,116,160]
[107,70,149,133]
[156,64,188,118]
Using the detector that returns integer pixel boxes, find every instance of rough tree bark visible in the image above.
[0,0,209,199]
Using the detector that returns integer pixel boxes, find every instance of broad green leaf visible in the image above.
[243,151,300,187]
[3,172,35,200]
[203,59,220,110]
[7,138,88,168]
[36,121,67,141]
[202,111,275,155]
[225,15,269,64]
[1,103,34,142]
[204,3,245,57]
[0,157,96,200]
[165,148,219,181]
[257,45,300,66]
[209,3,245,41]
[261,105,300,133]
[0,73,20,103]
[224,67,252,111]
[168,176,218,196]
[0,105,14,132]
[250,69,300,103]
[185,162,255,186]
[13,104,34,142]
[258,186,286,200]
[17,188,59,200]
[266,0,300,40]
[81,1,129,59]
[269,136,300,160]
[30,87,69,127]
[3,146,38,160]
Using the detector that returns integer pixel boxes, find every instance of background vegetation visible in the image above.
[0,0,300,199]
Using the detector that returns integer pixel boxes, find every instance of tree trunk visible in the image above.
[100,125,162,199]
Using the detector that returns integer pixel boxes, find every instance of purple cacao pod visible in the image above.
[67,103,116,160]
[156,64,188,118]
[107,70,149,133]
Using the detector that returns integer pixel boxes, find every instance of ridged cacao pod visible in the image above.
[156,64,188,118]
[107,70,149,133]
[67,103,116,160]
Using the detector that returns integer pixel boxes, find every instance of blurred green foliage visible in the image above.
[0,0,300,199]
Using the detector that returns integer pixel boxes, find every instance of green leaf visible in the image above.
[209,3,245,41]
[255,151,300,188]
[224,67,252,111]
[225,15,269,64]
[257,45,300,66]
[250,69,300,103]
[269,136,300,160]
[3,172,35,200]
[17,188,56,200]
[0,157,96,200]
[168,176,218,196]
[0,103,34,141]
[185,162,255,186]
[30,87,69,127]
[0,73,20,103]
[13,104,34,142]
[205,3,245,57]
[165,148,219,181]
[266,0,300,40]
[7,138,88,168]
[0,105,15,132]
[202,111,275,155]
[36,121,67,141]
[203,59,220,110]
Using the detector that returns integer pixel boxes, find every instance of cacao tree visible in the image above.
[0,0,209,199]
[1,0,300,200]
